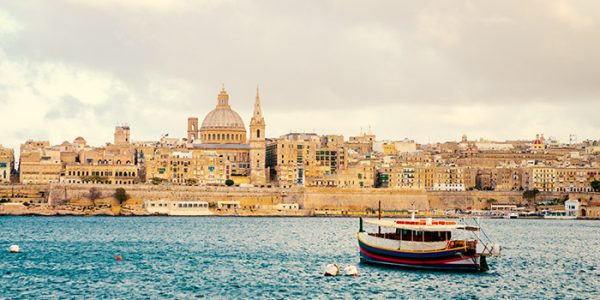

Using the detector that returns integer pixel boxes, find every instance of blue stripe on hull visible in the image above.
[360,255,481,271]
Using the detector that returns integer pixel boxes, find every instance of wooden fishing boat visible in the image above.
[358,214,500,272]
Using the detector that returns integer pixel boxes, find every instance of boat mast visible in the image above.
[378,200,381,234]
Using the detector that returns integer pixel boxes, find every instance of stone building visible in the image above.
[144,148,230,186]
[0,145,15,183]
[186,86,267,185]
[19,126,138,185]
[19,140,62,184]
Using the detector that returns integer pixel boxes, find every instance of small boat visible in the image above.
[143,200,212,216]
[543,211,576,220]
[357,213,500,272]
[503,212,519,219]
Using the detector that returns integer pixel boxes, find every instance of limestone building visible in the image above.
[144,148,230,186]
[186,85,268,186]
[0,145,15,183]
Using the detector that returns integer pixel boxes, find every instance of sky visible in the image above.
[1,0,600,154]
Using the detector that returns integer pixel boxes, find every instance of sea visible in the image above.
[1,216,599,299]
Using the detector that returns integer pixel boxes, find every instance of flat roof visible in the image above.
[365,219,479,232]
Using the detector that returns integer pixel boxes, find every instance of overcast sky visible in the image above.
[2,0,600,153]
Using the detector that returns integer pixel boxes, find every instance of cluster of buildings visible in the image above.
[2,86,600,193]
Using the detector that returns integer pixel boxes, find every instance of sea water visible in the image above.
[1,217,599,299]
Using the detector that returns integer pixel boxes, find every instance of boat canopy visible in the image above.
[364,219,480,232]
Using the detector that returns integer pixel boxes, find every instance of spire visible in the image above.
[252,84,263,122]
[217,84,229,108]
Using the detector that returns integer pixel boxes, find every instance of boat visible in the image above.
[543,211,576,220]
[503,212,519,219]
[357,213,500,272]
[143,200,212,216]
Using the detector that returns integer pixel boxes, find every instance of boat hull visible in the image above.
[358,234,485,271]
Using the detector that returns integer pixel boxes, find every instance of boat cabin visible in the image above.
[371,228,452,242]
[360,218,480,252]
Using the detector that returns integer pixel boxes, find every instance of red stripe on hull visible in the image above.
[359,246,476,265]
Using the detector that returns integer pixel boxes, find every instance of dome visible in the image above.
[73,136,86,145]
[200,86,246,131]
[201,108,245,130]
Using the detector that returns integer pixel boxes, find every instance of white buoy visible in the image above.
[324,263,339,276]
[9,245,20,253]
[344,265,358,276]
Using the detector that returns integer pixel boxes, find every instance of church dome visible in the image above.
[199,86,247,144]
[201,107,245,130]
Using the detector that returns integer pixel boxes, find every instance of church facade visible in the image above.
[187,86,267,185]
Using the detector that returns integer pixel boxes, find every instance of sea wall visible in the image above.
[3,183,596,211]
[46,184,287,208]
[301,188,429,210]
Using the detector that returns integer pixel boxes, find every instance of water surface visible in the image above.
[1,217,599,299]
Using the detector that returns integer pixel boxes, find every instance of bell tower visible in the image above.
[249,85,267,185]
[187,117,198,142]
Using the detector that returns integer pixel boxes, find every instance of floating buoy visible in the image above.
[116,255,122,261]
[9,245,20,253]
[324,263,339,276]
[344,265,358,276]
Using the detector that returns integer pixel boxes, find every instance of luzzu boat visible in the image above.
[358,214,500,272]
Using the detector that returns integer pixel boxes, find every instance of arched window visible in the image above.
[257,129,261,138]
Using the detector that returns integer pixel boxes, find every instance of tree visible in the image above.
[523,188,540,206]
[114,188,130,204]
[150,177,162,185]
[591,180,600,192]
[225,179,234,186]
[88,187,102,203]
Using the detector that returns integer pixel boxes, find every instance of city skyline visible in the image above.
[2,1,600,154]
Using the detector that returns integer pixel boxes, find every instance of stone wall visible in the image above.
[10,183,592,211]
[47,183,287,208]
[301,188,429,210]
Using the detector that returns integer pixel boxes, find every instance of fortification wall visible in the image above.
[47,184,287,208]
[302,188,429,210]
[9,183,590,211]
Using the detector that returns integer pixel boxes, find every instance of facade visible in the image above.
[145,148,230,185]
[19,140,62,184]
[0,146,15,183]
[63,164,138,185]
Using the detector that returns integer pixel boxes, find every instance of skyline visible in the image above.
[2,1,600,153]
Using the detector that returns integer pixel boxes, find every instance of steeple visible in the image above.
[249,84,267,185]
[251,85,264,123]
[217,84,230,108]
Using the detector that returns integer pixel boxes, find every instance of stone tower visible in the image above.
[114,125,131,145]
[249,86,267,185]
[187,117,198,142]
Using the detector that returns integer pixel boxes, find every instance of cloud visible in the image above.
[1,0,600,158]
[0,7,22,35]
